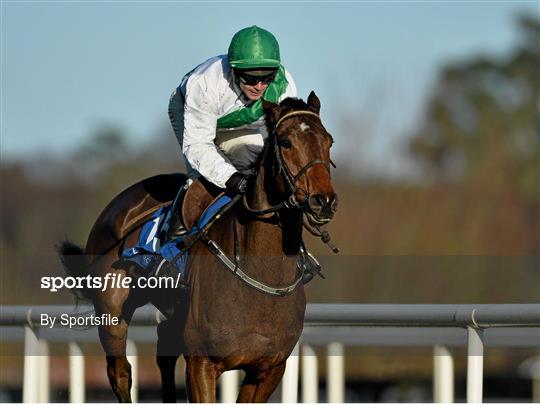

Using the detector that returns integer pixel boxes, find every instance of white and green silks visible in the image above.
[216,65,289,129]
[168,55,297,188]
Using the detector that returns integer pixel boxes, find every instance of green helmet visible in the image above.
[228,26,281,69]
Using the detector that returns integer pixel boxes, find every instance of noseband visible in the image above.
[243,110,333,216]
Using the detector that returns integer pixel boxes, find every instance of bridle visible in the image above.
[243,110,334,217]
[201,109,339,297]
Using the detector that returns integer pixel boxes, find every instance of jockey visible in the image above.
[164,26,321,283]
[165,26,297,239]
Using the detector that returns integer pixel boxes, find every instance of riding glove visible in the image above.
[225,173,250,196]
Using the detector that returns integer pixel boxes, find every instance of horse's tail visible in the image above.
[56,240,93,300]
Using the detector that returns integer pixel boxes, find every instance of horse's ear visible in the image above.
[262,99,280,125]
[307,91,321,114]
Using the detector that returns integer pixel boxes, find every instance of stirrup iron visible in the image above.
[298,244,324,284]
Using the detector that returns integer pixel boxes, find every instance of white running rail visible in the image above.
[2,304,539,403]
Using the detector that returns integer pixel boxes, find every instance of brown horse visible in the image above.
[58,91,337,402]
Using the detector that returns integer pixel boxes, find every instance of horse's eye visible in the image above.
[278,138,292,149]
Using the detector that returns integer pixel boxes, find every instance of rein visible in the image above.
[207,239,303,296]
[196,196,304,297]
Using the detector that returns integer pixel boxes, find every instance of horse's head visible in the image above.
[262,91,338,226]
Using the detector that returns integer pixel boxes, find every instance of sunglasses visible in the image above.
[237,71,277,86]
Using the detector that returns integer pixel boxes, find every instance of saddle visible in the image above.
[116,177,230,275]
[114,175,225,245]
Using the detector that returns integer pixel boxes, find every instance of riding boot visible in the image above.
[166,208,187,241]
[160,180,191,244]
[298,241,324,284]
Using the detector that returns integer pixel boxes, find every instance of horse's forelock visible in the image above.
[278,97,310,111]
[263,97,317,129]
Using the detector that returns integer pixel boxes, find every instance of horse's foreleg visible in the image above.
[100,319,133,402]
[185,356,219,402]
[105,355,132,403]
[237,362,286,403]
[156,319,184,402]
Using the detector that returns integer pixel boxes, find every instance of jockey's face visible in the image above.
[239,81,269,101]
[235,69,277,101]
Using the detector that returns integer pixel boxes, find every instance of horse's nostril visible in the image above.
[330,194,338,212]
[308,193,337,218]
[308,194,326,209]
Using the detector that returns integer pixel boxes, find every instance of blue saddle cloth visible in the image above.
[121,195,232,275]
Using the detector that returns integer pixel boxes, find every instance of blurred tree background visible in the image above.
[410,14,539,201]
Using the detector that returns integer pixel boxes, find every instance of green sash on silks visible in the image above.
[216,65,288,129]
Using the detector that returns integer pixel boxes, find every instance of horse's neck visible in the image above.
[247,164,274,214]
[240,165,303,260]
